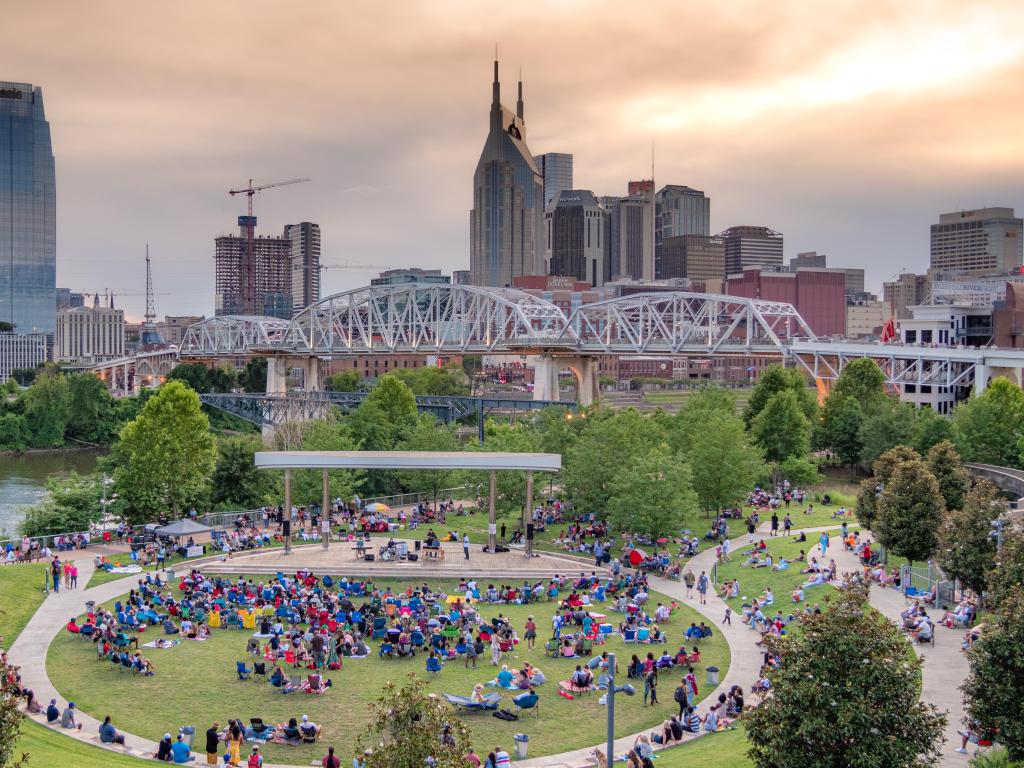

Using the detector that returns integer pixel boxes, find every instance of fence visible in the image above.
[1,485,476,557]
[898,560,959,607]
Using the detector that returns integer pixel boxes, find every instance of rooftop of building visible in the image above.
[937,207,1018,224]
[716,226,783,239]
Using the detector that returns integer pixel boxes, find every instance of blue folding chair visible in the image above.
[236,660,252,680]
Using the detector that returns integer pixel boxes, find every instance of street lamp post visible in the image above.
[605,652,635,765]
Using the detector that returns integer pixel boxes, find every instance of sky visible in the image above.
[4,0,1024,321]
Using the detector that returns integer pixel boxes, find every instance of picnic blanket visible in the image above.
[143,639,181,649]
[109,565,142,574]
[558,679,596,694]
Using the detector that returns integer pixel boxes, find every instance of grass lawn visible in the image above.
[0,562,49,644]
[654,724,752,768]
[48,578,729,765]
[15,718,157,768]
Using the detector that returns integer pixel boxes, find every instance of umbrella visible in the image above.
[656,537,669,544]
[628,548,648,567]
[364,503,390,514]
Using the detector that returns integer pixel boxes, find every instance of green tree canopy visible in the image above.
[818,393,862,465]
[953,377,1024,467]
[751,389,811,463]
[361,374,417,438]
[390,365,469,396]
[872,444,921,485]
[912,406,954,455]
[18,472,105,537]
[925,440,970,512]
[685,409,764,513]
[211,435,275,509]
[562,409,665,512]
[962,586,1024,761]
[238,357,267,393]
[858,400,917,467]
[778,455,820,487]
[854,477,881,530]
[65,373,118,444]
[668,385,737,455]
[746,584,945,768]
[0,654,26,768]
[986,528,1024,608]
[937,480,1001,597]
[282,419,364,506]
[167,362,212,392]
[876,458,945,567]
[0,413,26,452]
[113,381,217,522]
[397,415,459,507]
[356,675,473,768]
[324,369,363,393]
[606,444,698,537]
[467,420,541,512]
[743,365,816,428]
[830,357,888,414]
[22,370,70,447]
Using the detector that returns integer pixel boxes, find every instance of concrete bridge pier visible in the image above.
[264,356,326,440]
[530,354,599,407]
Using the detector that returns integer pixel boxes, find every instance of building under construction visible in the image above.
[214,216,294,319]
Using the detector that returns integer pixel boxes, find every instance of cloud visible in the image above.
[1,0,1022,316]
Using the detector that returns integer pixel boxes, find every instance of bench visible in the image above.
[422,547,445,562]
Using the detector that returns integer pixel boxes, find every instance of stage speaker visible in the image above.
[527,524,535,540]
[364,554,375,562]
[283,520,291,537]
[407,553,419,562]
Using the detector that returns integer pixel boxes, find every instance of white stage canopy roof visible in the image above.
[254,451,561,473]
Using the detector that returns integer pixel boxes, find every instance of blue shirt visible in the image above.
[99,722,117,743]
[171,740,191,762]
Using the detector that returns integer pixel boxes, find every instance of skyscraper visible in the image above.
[469,61,545,287]
[661,235,725,282]
[286,221,321,314]
[544,190,606,286]
[655,185,709,278]
[930,207,1022,276]
[214,218,293,319]
[719,226,784,275]
[0,82,56,334]
[606,194,654,281]
[534,152,573,209]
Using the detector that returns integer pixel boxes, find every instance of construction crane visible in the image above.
[228,177,310,314]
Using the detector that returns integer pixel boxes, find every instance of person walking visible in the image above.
[746,518,756,544]
[683,569,695,598]
[321,746,341,768]
[819,531,830,557]
[643,666,658,706]
[463,533,470,560]
[696,571,708,605]
[783,513,792,536]
[69,563,78,589]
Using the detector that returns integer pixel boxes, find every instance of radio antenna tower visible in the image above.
[144,244,156,326]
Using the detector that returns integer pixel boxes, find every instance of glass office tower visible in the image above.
[0,82,56,334]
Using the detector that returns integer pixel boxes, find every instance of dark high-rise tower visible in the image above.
[0,82,56,334]
[469,60,544,287]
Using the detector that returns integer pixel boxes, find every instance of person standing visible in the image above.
[593,540,604,568]
[746,519,756,544]
[770,512,779,538]
[205,722,221,765]
[819,531,829,557]
[783,513,792,536]
[696,571,708,605]
[50,556,61,594]
[69,562,78,589]
[463,533,471,560]
[523,616,537,650]
[643,666,658,706]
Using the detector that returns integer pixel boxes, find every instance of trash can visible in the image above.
[706,665,720,686]
[415,540,421,551]
[166,569,175,581]
[179,725,195,749]
[513,733,529,760]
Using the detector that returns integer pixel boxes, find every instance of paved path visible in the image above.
[6,520,972,767]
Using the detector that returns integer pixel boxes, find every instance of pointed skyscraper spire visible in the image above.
[516,66,524,121]
[492,49,500,107]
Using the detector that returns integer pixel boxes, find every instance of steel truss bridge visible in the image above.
[174,283,1024,408]
[199,391,570,437]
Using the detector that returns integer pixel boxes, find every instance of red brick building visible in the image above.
[725,266,846,337]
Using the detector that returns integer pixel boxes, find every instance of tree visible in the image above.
[211,435,275,509]
[962,587,1024,761]
[830,357,888,414]
[779,455,820,487]
[391,365,469,396]
[238,357,267,393]
[854,478,881,530]
[361,374,417,438]
[953,377,1024,467]
[872,445,920,485]
[668,385,737,455]
[876,458,944,567]
[746,584,945,768]
[913,406,954,455]
[686,410,764,514]
[925,440,970,512]
[10,367,37,387]
[113,381,217,522]
[356,675,473,768]
[19,472,105,537]
[22,370,70,447]
[562,409,665,512]
[937,480,1001,597]
[606,445,698,537]
[279,419,364,506]
[986,529,1024,608]
[751,390,811,463]
[819,394,862,465]
[397,415,458,508]
[167,362,211,393]
[65,373,117,444]
[859,400,917,467]
[0,413,26,452]
[744,365,816,428]
[325,369,362,393]
[0,655,27,768]
[467,421,541,512]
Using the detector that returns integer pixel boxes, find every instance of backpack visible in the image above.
[493,709,518,721]
[674,685,686,704]
[247,754,262,768]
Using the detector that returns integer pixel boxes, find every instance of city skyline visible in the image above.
[3,0,1024,320]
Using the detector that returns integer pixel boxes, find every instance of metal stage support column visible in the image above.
[487,470,497,553]
[283,469,292,556]
[321,468,330,551]
[524,470,533,558]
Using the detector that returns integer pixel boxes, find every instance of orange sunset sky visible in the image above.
[4,0,1024,319]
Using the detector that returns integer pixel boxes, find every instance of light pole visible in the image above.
[604,652,636,765]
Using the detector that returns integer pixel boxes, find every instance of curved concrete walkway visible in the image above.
[7,521,970,767]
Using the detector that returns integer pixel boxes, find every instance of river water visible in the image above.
[0,450,101,539]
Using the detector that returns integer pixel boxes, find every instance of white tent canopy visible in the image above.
[154,518,213,537]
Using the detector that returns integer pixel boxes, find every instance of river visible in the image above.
[0,450,101,539]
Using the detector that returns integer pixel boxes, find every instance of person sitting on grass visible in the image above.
[496,665,514,688]
[299,715,321,743]
[571,665,593,689]
[278,717,302,743]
